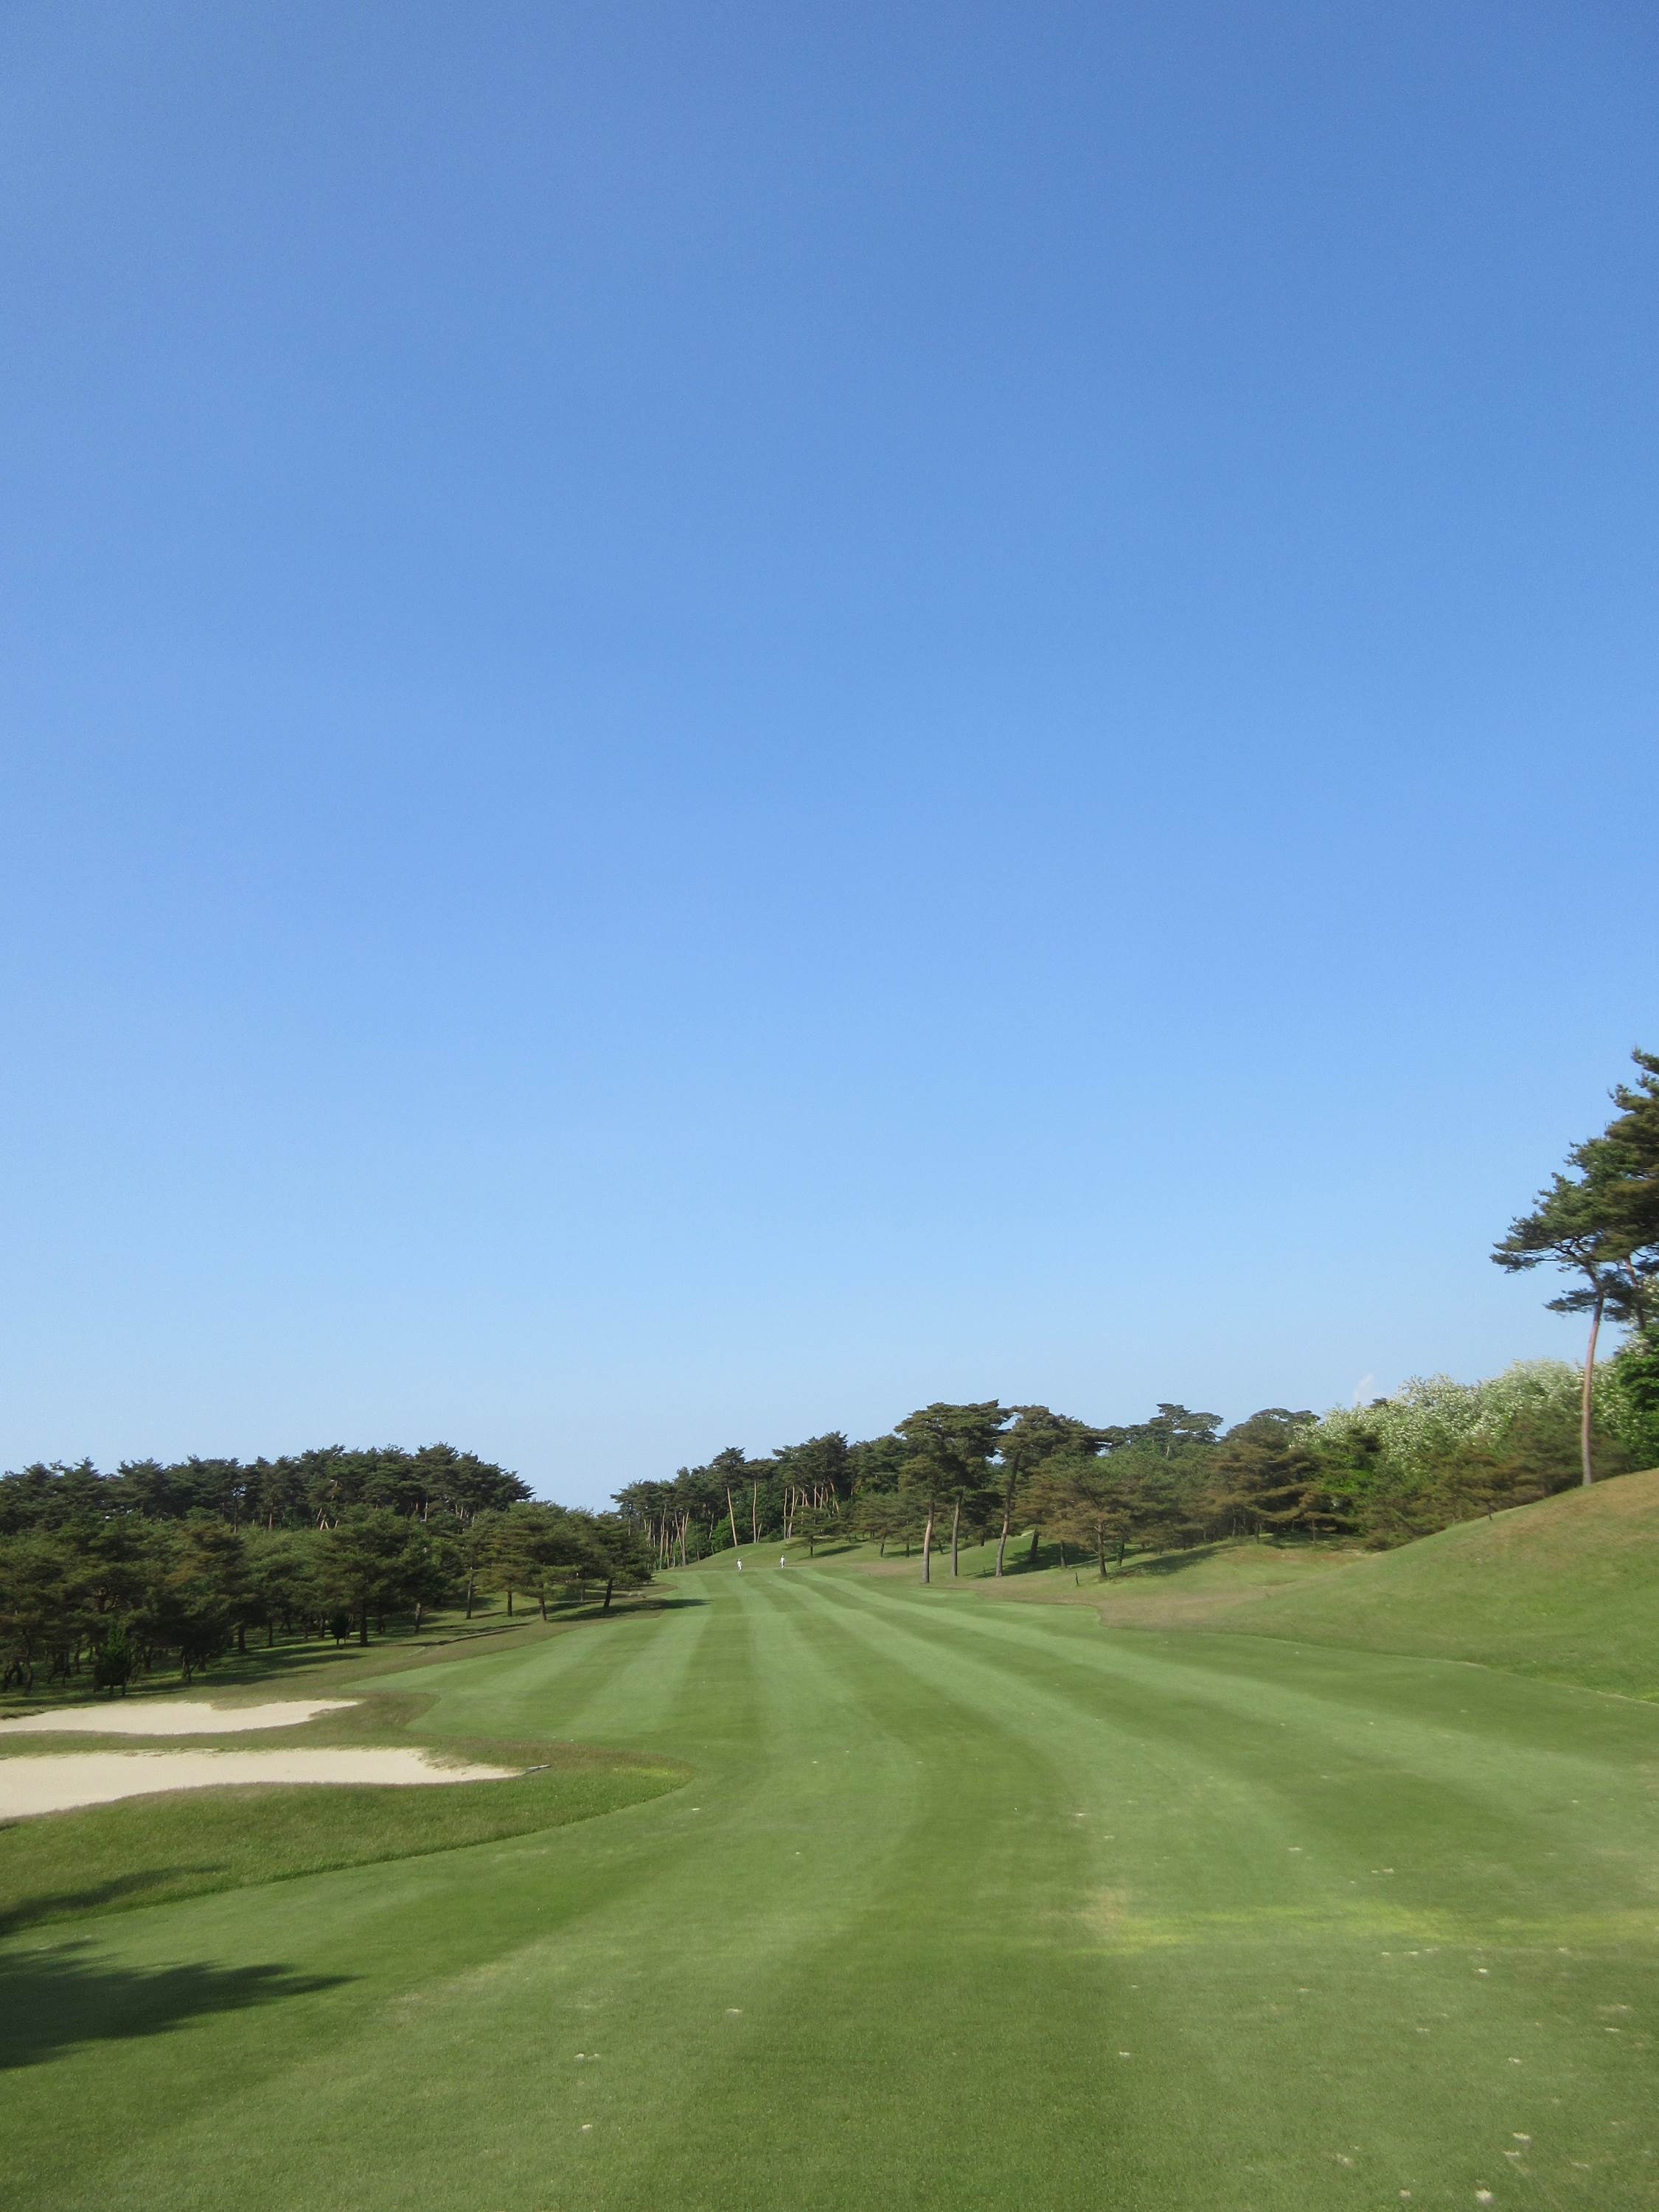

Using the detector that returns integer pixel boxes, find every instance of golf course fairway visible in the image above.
[4,1556,1656,2211]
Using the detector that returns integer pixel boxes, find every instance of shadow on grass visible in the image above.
[973,1538,1349,1590]
[941,1543,1192,1584]
[1103,1540,1340,1582]
[0,1942,349,2069]
[987,1541,1242,1582]
[536,1594,707,1614]
[0,1868,226,1940]
[1111,1543,1230,1580]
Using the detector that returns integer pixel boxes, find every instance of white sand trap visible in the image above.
[1,1697,359,1737]
[0,1748,519,1817]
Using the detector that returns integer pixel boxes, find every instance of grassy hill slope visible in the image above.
[1222,1464,1659,1698]
[958,1532,1363,1625]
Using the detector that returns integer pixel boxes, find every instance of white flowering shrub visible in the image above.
[1307,1359,1630,1540]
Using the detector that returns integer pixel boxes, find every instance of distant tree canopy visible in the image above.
[611,1346,1657,1591]
[0,1443,530,1537]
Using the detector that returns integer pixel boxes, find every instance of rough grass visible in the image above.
[1209,1464,1659,1698]
[969,1533,1363,1625]
[4,1545,1659,2209]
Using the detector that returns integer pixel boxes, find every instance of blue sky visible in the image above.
[2,1,1655,1503]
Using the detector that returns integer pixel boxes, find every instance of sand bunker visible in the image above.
[0,1747,520,1817]
[1,1697,359,1737]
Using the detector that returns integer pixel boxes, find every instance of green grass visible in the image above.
[0,1732,686,1935]
[956,1528,1363,1621]
[0,1624,689,1932]
[1211,1465,1659,1698]
[4,1526,1659,2209]
[785,1521,1363,1612]
[865,1469,1659,1696]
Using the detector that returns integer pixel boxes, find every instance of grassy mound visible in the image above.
[0,1736,686,1936]
[973,1534,1362,1624]
[1225,1464,1659,1697]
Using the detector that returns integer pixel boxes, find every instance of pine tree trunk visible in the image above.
[726,1486,741,1551]
[922,1506,935,1584]
[995,1512,1010,1576]
[1582,1287,1605,1485]
[950,1497,961,1575]
[1028,1525,1040,1566]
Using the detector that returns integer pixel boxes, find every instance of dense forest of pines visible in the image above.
[0,1444,652,1693]
[4,1052,1655,1689]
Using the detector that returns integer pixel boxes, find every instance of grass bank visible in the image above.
[1207,1465,1659,1698]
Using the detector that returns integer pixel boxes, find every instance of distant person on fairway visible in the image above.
[779,1554,788,1566]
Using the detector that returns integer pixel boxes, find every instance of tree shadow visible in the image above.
[580,1596,706,1613]
[1004,1540,1239,1582]
[0,1868,225,1940]
[0,1941,349,2070]
[1113,1543,1229,1580]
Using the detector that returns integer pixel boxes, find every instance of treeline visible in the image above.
[615,1050,1659,1579]
[613,1344,1659,1583]
[0,1447,653,1694]
[0,1441,531,1534]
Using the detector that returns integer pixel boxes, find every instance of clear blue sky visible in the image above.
[2,2,1655,1503]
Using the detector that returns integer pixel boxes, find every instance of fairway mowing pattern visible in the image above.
[4,1557,1657,2211]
